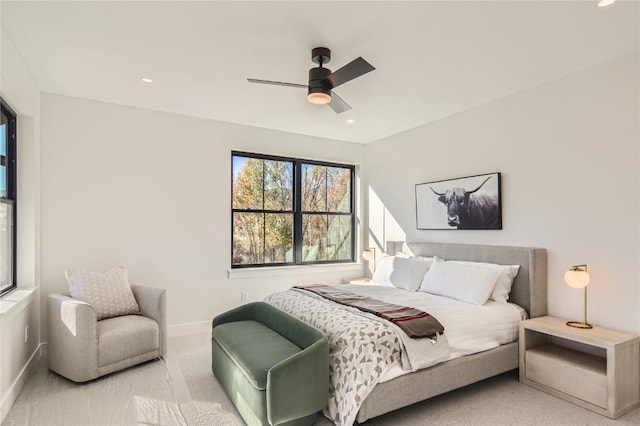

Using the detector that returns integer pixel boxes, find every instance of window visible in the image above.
[232,151,354,268]
[0,99,17,297]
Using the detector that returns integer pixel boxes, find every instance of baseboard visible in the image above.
[0,342,44,423]
[168,320,211,337]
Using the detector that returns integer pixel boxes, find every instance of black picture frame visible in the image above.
[415,172,502,230]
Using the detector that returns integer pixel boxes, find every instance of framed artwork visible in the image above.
[415,172,502,230]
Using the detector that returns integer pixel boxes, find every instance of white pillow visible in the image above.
[394,251,411,258]
[372,255,436,291]
[419,261,501,305]
[449,261,520,303]
[66,265,140,320]
[395,251,440,262]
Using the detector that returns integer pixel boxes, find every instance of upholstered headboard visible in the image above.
[386,241,548,318]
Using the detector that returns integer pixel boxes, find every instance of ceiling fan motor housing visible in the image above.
[308,66,333,99]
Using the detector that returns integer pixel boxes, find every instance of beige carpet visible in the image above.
[134,397,239,426]
[4,332,640,425]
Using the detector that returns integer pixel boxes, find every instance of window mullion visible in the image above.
[262,161,265,264]
[294,161,302,265]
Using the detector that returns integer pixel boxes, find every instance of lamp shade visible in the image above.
[598,0,616,8]
[564,268,590,289]
[362,249,375,261]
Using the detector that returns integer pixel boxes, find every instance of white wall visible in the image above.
[40,94,366,336]
[365,54,640,333]
[0,28,42,421]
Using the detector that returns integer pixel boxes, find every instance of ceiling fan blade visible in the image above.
[328,91,351,114]
[326,57,375,88]
[247,78,307,89]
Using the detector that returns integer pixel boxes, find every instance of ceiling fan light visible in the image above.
[597,0,615,7]
[307,91,331,105]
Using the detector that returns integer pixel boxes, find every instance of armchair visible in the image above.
[47,284,166,382]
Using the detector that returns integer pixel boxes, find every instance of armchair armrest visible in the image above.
[47,293,99,382]
[130,285,167,356]
[267,337,330,425]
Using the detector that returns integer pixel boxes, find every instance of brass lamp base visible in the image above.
[566,320,593,329]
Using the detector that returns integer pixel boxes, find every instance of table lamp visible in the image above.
[362,248,376,273]
[564,264,592,329]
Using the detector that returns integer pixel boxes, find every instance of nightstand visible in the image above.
[342,277,371,285]
[519,315,640,419]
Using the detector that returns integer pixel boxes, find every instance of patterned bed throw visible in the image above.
[264,287,449,426]
[294,284,444,340]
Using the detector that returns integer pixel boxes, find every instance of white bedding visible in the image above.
[340,283,527,382]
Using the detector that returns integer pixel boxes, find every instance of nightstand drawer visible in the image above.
[526,344,607,408]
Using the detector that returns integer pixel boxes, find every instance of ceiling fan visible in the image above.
[247,47,375,114]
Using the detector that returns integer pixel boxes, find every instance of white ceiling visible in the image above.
[2,1,638,143]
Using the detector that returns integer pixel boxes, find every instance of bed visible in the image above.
[266,241,547,425]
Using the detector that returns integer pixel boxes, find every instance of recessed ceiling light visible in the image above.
[597,0,615,7]
[141,77,153,84]
[346,119,355,124]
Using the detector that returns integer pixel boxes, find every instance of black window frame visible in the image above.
[231,151,355,268]
[0,98,17,297]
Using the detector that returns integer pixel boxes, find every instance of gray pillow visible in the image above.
[66,265,140,320]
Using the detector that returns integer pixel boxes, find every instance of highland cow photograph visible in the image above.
[415,172,502,230]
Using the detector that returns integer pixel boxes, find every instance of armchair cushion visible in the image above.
[98,315,160,367]
[66,265,139,320]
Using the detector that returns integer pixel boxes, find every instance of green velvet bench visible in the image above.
[212,302,329,426]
